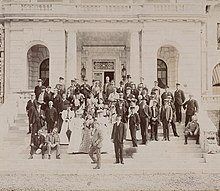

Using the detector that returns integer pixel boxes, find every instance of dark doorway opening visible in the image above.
[40,58,49,87]
[104,72,114,83]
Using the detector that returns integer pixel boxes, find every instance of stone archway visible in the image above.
[27,44,49,89]
[157,45,179,90]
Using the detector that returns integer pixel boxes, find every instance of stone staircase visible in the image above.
[0,113,206,173]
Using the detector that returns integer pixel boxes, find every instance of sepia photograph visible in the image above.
[0,0,220,190]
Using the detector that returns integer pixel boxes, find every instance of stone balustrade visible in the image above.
[1,1,205,17]
[202,95,220,110]
[198,110,219,156]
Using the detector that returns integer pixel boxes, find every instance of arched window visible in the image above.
[212,63,220,86]
[40,58,49,87]
[157,59,167,88]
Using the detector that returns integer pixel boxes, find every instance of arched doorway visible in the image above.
[40,58,49,87]
[157,59,167,88]
[157,45,179,90]
[212,63,220,95]
[27,44,49,89]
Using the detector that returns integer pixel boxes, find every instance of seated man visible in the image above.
[28,129,47,159]
[46,127,61,159]
[184,115,200,145]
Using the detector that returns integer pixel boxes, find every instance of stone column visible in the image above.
[141,29,157,89]
[130,30,141,84]
[66,30,77,87]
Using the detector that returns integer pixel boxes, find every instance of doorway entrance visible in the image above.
[104,72,114,83]
[92,59,116,85]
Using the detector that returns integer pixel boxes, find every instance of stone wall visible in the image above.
[207,110,220,131]
[27,45,49,89]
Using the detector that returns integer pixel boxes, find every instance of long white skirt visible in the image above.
[67,118,84,154]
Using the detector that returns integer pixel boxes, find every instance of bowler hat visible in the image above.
[176,82,180,86]
[59,76,64,80]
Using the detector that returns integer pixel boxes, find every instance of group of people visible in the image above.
[26,75,200,169]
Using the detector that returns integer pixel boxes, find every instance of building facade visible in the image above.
[0,0,220,102]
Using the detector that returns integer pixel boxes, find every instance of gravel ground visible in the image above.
[0,173,219,191]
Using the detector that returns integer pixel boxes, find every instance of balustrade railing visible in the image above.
[1,1,205,16]
[202,95,220,110]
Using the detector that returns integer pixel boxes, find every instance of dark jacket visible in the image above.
[26,99,37,117]
[45,106,58,123]
[160,105,173,122]
[138,101,151,119]
[52,94,63,113]
[161,92,174,105]
[34,85,42,100]
[150,106,160,124]
[174,89,185,106]
[183,99,199,116]
[129,112,140,128]
[31,134,46,147]
[115,100,129,123]
[111,122,126,144]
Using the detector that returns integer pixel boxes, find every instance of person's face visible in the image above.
[62,94,66,99]
[176,85,180,90]
[131,108,135,113]
[153,102,157,107]
[59,79,64,83]
[31,95,35,100]
[113,87,117,92]
[132,84,135,89]
[154,82,158,86]
[49,102,53,107]
[42,89,46,93]
[38,81,42,86]
[165,88,168,92]
[143,89,147,94]
[139,87,143,92]
[126,89,131,94]
[111,81,115,86]
[47,88,51,92]
[106,77,110,82]
[116,116,121,122]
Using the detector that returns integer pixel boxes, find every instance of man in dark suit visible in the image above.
[52,88,63,133]
[124,74,132,90]
[150,99,160,141]
[138,99,151,144]
[89,121,103,169]
[34,79,43,100]
[26,93,37,134]
[55,76,66,96]
[37,86,49,111]
[45,101,58,133]
[160,99,173,141]
[183,94,199,127]
[45,86,54,106]
[46,127,61,159]
[29,102,46,142]
[28,129,47,159]
[115,94,129,124]
[161,85,174,106]
[129,104,140,147]
[80,79,91,104]
[174,83,185,123]
[111,115,126,164]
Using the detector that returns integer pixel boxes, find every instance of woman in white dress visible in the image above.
[60,105,74,145]
[79,114,93,153]
[67,117,84,154]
